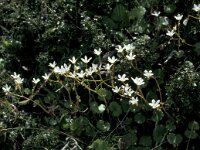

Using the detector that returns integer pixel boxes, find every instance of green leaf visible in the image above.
[88,139,114,150]
[109,101,122,117]
[167,133,183,145]
[139,136,152,147]
[153,125,167,143]
[111,4,127,22]
[166,122,176,132]
[97,88,112,101]
[164,4,176,14]
[188,121,199,130]
[123,130,137,147]
[194,42,200,55]
[97,120,110,132]
[151,110,164,122]
[90,101,102,114]
[184,130,198,139]
[129,6,146,20]
[134,113,145,124]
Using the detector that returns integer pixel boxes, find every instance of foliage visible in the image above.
[0,0,200,149]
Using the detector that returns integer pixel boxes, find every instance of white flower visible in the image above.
[98,104,106,113]
[131,77,145,86]
[42,73,50,80]
[81,55,92,64]
[69,71,77,78]
[124,44,135,52]
[151,11,160,17]
[118,74,129,82]
[85,67,94,76]
[143,70,154,79]
[174,14,183,21]
[129,97,139,105]
[183,18,188,26]
[91,64,98,72]
[69,56,77,64]
[15,77,24,84]
[126,52,136,60]
[11,72,20,79]
[124,88,134,96]
[48,61,56,68]
[2,84,11,95]
[94,48,102,55]
[166,30,175,37]
[192,4,200,12]
[32,78,40,84]
[112,86,120,93]
[104,63,113,71]
[161,16,169,26]
[115,45,124,53]
[77,70,85,78]
[108,56,118,64]
[149,99,160,109]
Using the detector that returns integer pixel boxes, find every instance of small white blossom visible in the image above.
[151,11,160,17]
[149,99,160,109]
[2,84,11,95]
[32,78,40,84]
[104,63,113,71]
[98,104,106,113]
[166,30,175,37]
[85,67,94,76]
[112,86,120,93]
[118,74,129,82]
[15,77,24,84]
[174,14,183,21]
[115,45,124,53]
[126,52,136,60]
[161,16,169,26]
[124,88,134,96]
[144,70,154,79]
[131,77,145,86]
[192,4,200,12]
[76,70,85,78]
[94,48,102,55]
[42,73,50,80]
[48,61,56,68]
[124,44,135,52]
[69,56,77,64]
[11,72,20,79]
[108,56,118,64]
[91,64,98,72]
[129,97,139,105]
[81,55,92,64]
[183,18,188,26]
[69,71,77,78]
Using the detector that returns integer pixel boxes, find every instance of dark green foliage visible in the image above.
[0,0,200,149]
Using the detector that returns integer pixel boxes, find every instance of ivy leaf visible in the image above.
[184,130,198,139]
[153,125,167,143]
[129,6,146,20]
[167,133,183,145]
[109,101,122,117]
[151,110,164,122]
[97,120,110,132]
[139,136,152,147]
[111,4,126,22]
[134,113,145,124]
[194,42,200,55]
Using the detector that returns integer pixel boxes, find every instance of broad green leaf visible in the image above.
[153,125,167,143]
[97,88,112,101]
[129,6,146,20]
[188,121,199,130]
[109,101,122,117]
[164,4,176,14]
[151,110,164,122]
[167,133,183,145]
[166,122,176,132]
[134,113,145,124]
[97,120,110,132]
[88,139,115,150]
[111,4,126,22]
[184,130,198,139]
[139,136,152,147]
[90,101,102,114]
